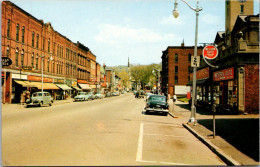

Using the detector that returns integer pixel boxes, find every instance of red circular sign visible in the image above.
[202,45,218,59]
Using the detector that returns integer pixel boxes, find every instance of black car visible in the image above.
[144,95,169,116]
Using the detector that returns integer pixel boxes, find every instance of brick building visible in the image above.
[189,0,259,114]
[161,42,203,97]
[1,1,101,103]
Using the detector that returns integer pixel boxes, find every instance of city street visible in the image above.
[2,93,225,166]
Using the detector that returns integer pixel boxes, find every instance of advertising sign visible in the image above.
[2,57,12,66]
[213,67,234,81]
[203,45,218,59]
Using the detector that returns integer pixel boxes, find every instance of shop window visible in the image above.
[175,53,178,62]
[22,27,25,43]
[7,19,10,38]
[16,24,20,41]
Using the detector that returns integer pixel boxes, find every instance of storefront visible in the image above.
[78,79,91,92]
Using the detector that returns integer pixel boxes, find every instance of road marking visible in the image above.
[136,123,143,162]
[143,133,193,138]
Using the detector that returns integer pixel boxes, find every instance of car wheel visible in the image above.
[49,102,52,106]
[39,102,43,107]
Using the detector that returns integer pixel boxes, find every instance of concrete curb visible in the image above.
[183,123,241,166]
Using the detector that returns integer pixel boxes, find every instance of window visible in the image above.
[61,46,63,58]
[48,38,50,52]
[7,19,10,38]
[15,49,19,66]
[6,46,10,57]
[21,50,24,67]
[31,53,34,67]
[188,76,190,81]
[16,24,19,41]
[175,53,178,62]
[240,5,244,14]
[32,32,35,47]
[175,76,178,84]
[175,66,178,74]
[57,44,59,57]
[188,54,191,62]
[53,43,55,54]
[52,61,55,73]
[22,27,25,43]
[188,66,191,73]
[42,38,45,51]
[36,54,39,70]
[47,59,50,72]
[36,34,39,48]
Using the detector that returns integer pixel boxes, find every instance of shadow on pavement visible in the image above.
[197,118,259,161]
[175,103,211,115]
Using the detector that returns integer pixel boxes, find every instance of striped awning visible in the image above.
[14,80,36,87]
[30,82,60,90]
[55,84,72,90]
[72,86,82,91]
[78,84,92,90]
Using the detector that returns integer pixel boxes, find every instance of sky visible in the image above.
[9,0,259,66]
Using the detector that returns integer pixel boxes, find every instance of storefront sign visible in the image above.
[213,67,234,81]
[22,66,34,72]
[190,67,209,80]
[2,57,12,66]
[203,45,218,59]
[28,75,53,82]
[77,79,88,84]
[54,78,64,83]
[12,73,27,80]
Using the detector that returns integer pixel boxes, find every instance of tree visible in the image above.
[117,69,130,89]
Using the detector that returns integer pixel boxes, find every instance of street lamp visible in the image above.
[173,0,202,123]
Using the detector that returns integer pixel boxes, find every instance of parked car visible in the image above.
[95,93,105,99]
[105,92,111,97]
[86,92,95,100]
[26,91,53,107]
[121,90,127,94]
[133,90,137,95]
[112,92,120,96]
[144,95,169,116]
[74,92,89,101]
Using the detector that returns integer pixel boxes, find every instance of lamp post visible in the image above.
[41,54,53,93]
[172,0,202,123]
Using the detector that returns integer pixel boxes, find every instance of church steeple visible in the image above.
[128,56,130,67]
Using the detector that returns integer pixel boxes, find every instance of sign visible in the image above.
[190,67,209,80]
[191,56,200,67]
[203,45,218,59]
[22,66,34,72]
[213,67,234,81]
[28,75,53,82]
[2,57,12,66]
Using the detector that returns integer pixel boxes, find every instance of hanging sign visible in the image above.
[203,45,218,59]
[2,57,13,66]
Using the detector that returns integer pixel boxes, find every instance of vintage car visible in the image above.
[94,93,105,99]
[26,91,53,107]
[74,92,89,101]
[144,95,169,116]
[86,92,95,100]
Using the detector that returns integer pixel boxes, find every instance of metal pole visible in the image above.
[41,55,44,93]
[189,0,199,123]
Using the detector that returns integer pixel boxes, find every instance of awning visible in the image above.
[14,80,36,87]
[72,86,82,91]
[90,85,96,88]
[55,84,72,90]
[78,84,91,90]
[187,79,209,86]
[30,82,60,90]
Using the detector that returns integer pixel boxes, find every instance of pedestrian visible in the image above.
[173,94,177,102]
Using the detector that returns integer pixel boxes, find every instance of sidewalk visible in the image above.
[170,100,259,166]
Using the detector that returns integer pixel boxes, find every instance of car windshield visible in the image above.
[149,96,166,102]
[32,93,42,97]
[78,92,85,95]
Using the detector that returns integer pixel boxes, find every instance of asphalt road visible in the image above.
[2,93,225,166]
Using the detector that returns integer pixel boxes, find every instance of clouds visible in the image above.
[94,24,178,45]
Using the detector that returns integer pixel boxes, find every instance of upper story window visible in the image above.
[188,54,191,62]
[32,32,35,47]
[15,48,19,66]
[21,49,24,67]
[175,66,178,74]
[31,52,34,67]
[48,38,50,52]
[16,24,20,41]
[240,5,244,14]
[175,53,178,62]
[7,19,10,38]
[175,76,178,84]
[42,38,45,51]
[36,34,39,48]
[22,27,25,43]
[6,46,10,57]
